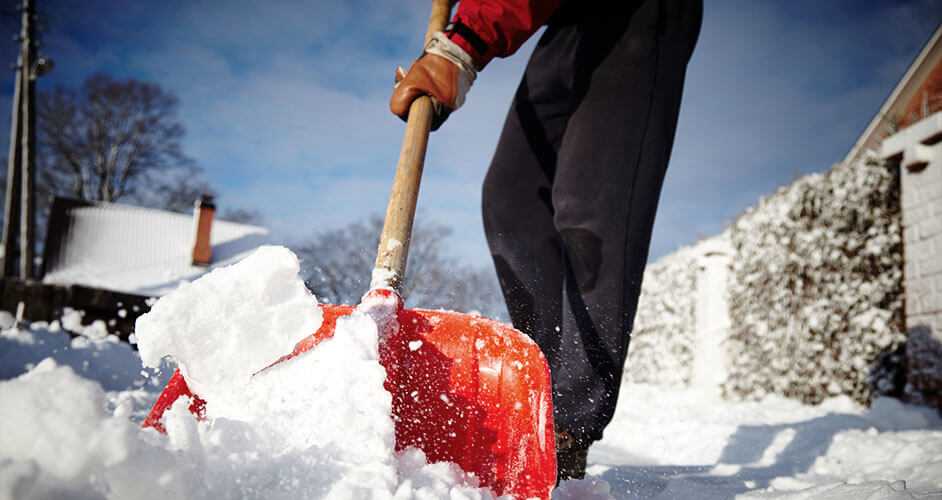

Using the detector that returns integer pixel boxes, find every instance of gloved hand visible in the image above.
[390,32,478,130]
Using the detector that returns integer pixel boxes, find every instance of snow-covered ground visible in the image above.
[587,386,942,499]
[1,247,941,499]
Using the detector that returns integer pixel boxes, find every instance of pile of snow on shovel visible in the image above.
[0,246,511,499]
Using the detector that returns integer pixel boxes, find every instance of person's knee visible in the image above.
[551,186,606,285]
[557,225,604,294]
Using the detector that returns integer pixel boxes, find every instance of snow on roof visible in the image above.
[42,199,270,297]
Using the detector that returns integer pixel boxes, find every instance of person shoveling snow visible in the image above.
[142,1,558,497]
[390,0,701,482]
[145,0,704,494]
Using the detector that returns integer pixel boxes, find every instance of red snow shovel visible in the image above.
[142,1,556,497]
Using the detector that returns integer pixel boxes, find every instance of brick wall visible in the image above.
[899,58,942,129]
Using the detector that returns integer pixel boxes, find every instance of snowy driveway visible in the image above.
[574,385,942,499]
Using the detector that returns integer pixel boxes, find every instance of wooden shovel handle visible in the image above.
[372,0,454,292]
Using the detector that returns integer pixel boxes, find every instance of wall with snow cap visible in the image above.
[723,156,905,405]
[691,235,733,393]
[626,243,699,386]
[630,156,906,405]
[881,111,942,410]
[626,234,734,388]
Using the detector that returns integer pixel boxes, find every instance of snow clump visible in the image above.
[135,245,324,419]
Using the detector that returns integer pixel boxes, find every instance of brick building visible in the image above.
[855,25,942,408]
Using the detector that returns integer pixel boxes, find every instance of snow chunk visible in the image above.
[554,477,615,500]
[0,310,14,330]
[396,447,507,499]
[0,360,109,479]
[135,245,322,419]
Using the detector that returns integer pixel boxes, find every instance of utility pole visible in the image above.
[1,0,51,280]
[1,5,27,278]
[19,0,36,280]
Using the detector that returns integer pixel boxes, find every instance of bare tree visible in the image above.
[295,218,377,306]
[37,73,206,210]
[294,216,506,319]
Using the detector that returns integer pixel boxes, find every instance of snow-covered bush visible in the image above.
[626,246,698,386]
[723,158,904,405]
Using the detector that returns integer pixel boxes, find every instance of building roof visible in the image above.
[844,25,942,164]
[42,197,269,297]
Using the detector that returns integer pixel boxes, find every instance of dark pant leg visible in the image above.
[482,24,583,347]
[484,0,702,446]
[550,0,702,443]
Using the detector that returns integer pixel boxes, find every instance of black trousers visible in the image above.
[482,0,702,444]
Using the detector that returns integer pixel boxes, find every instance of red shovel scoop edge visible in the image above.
[143,290,557,499]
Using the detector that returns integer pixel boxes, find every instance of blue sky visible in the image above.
[1,0,940,267]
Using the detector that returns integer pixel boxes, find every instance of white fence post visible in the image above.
[692,235,733,393]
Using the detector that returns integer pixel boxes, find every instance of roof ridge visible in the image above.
[55,196,267,232]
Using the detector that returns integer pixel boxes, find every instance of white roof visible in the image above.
[42,201,269,296]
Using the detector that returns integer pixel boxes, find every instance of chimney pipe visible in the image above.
[192,194,215,266]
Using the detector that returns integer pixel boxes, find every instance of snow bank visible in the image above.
[0,317,166,394]
[0,245,505,499]
[0,360,183,500]
[0,357,502,500]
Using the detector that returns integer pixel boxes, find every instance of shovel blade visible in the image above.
[143,304,557,499]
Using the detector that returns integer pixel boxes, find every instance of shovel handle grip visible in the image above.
[372,0,454,292]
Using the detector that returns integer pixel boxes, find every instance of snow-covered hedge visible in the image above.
[723,158,905,405]
[626,246,698,386]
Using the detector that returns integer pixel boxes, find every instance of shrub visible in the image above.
[723,158,904,405]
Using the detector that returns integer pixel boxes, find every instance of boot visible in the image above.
[555,431,588,482]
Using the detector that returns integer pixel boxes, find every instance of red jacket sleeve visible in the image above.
[447,0,562,68]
